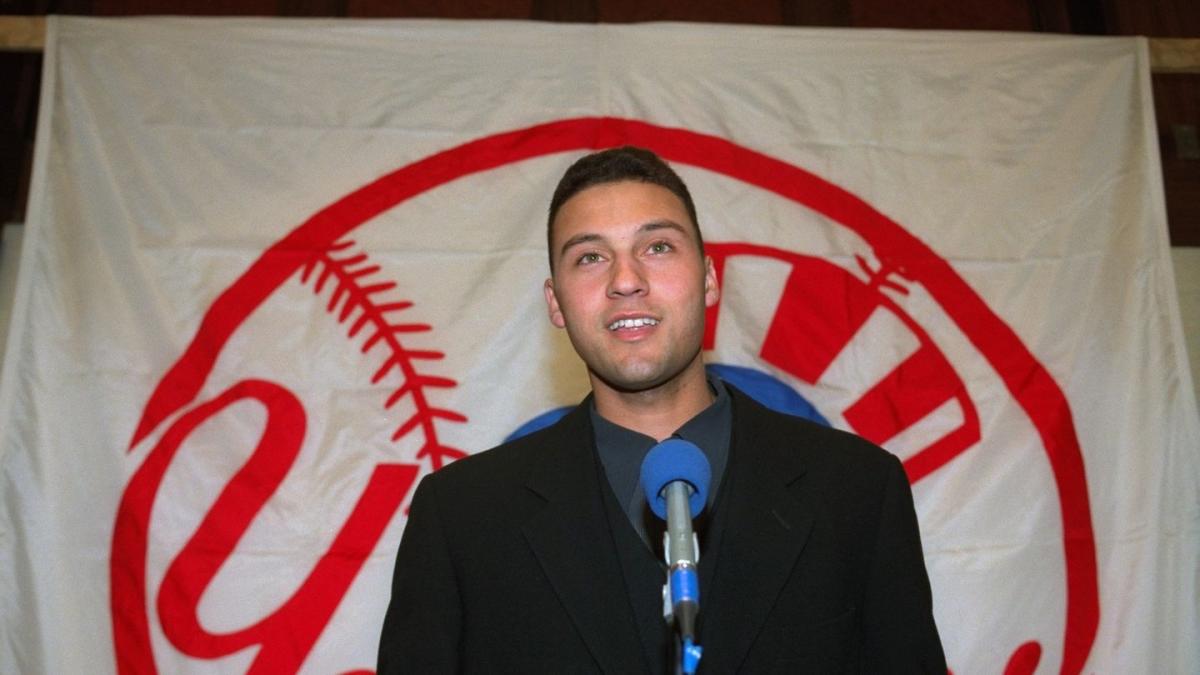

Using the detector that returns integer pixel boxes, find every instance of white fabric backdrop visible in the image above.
[1,16,1197,674]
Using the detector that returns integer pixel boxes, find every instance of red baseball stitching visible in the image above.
[300,239,467,471]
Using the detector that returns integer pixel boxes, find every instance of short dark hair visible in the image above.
[546,146,701,271]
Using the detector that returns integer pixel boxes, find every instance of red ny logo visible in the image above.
[111,117,1097,674]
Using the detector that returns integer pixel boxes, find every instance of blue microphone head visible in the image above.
[640,438,711,520]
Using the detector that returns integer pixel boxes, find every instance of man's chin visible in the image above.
[588,366,666,395]
[588,362,696,396]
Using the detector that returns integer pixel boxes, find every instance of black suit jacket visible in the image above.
[378,386,945,673]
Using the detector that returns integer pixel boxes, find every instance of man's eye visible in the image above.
[577,252,602,265]
[648,241,673,254]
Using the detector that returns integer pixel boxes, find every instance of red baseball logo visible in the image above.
[111,117,1097,673]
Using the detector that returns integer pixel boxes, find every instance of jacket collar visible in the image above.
[521,399,651,674]
[699,386,815,673]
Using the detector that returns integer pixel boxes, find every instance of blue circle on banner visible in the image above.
[504,363,829,442]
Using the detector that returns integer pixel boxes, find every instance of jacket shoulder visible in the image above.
[421,400,588,491]
[728,384,901,477]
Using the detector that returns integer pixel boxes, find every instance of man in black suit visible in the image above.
[378,147,946,673]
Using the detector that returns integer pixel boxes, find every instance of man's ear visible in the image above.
[544,278,566,328]
[703,255,720,308]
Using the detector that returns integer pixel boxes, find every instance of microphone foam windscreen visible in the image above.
[640,438,712,520]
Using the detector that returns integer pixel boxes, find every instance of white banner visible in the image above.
[1,16,1197,674]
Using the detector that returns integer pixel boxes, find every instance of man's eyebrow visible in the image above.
[558,233,603,261]
[638,220,689,237]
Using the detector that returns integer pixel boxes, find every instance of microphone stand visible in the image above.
[662,480,703,674]
[641,438,711,675]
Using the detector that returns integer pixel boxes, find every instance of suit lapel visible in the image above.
[521,403,649,675]
[700,390,815,674]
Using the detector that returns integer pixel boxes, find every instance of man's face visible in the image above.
[544,180,719,395]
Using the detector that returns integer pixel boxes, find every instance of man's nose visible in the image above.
[607,256,647,297]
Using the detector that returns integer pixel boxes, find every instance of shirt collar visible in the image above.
[590,374,732,513]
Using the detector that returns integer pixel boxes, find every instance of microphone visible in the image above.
[640,438,711,675]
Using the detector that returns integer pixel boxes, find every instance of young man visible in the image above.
[378,147,946,673]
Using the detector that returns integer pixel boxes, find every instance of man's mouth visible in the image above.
[608,317,660,331]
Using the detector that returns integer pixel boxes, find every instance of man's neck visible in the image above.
[590,363,714,441]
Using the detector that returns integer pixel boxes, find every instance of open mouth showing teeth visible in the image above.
[608,318,659,330]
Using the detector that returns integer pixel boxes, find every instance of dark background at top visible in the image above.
[1,0,1197,244]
